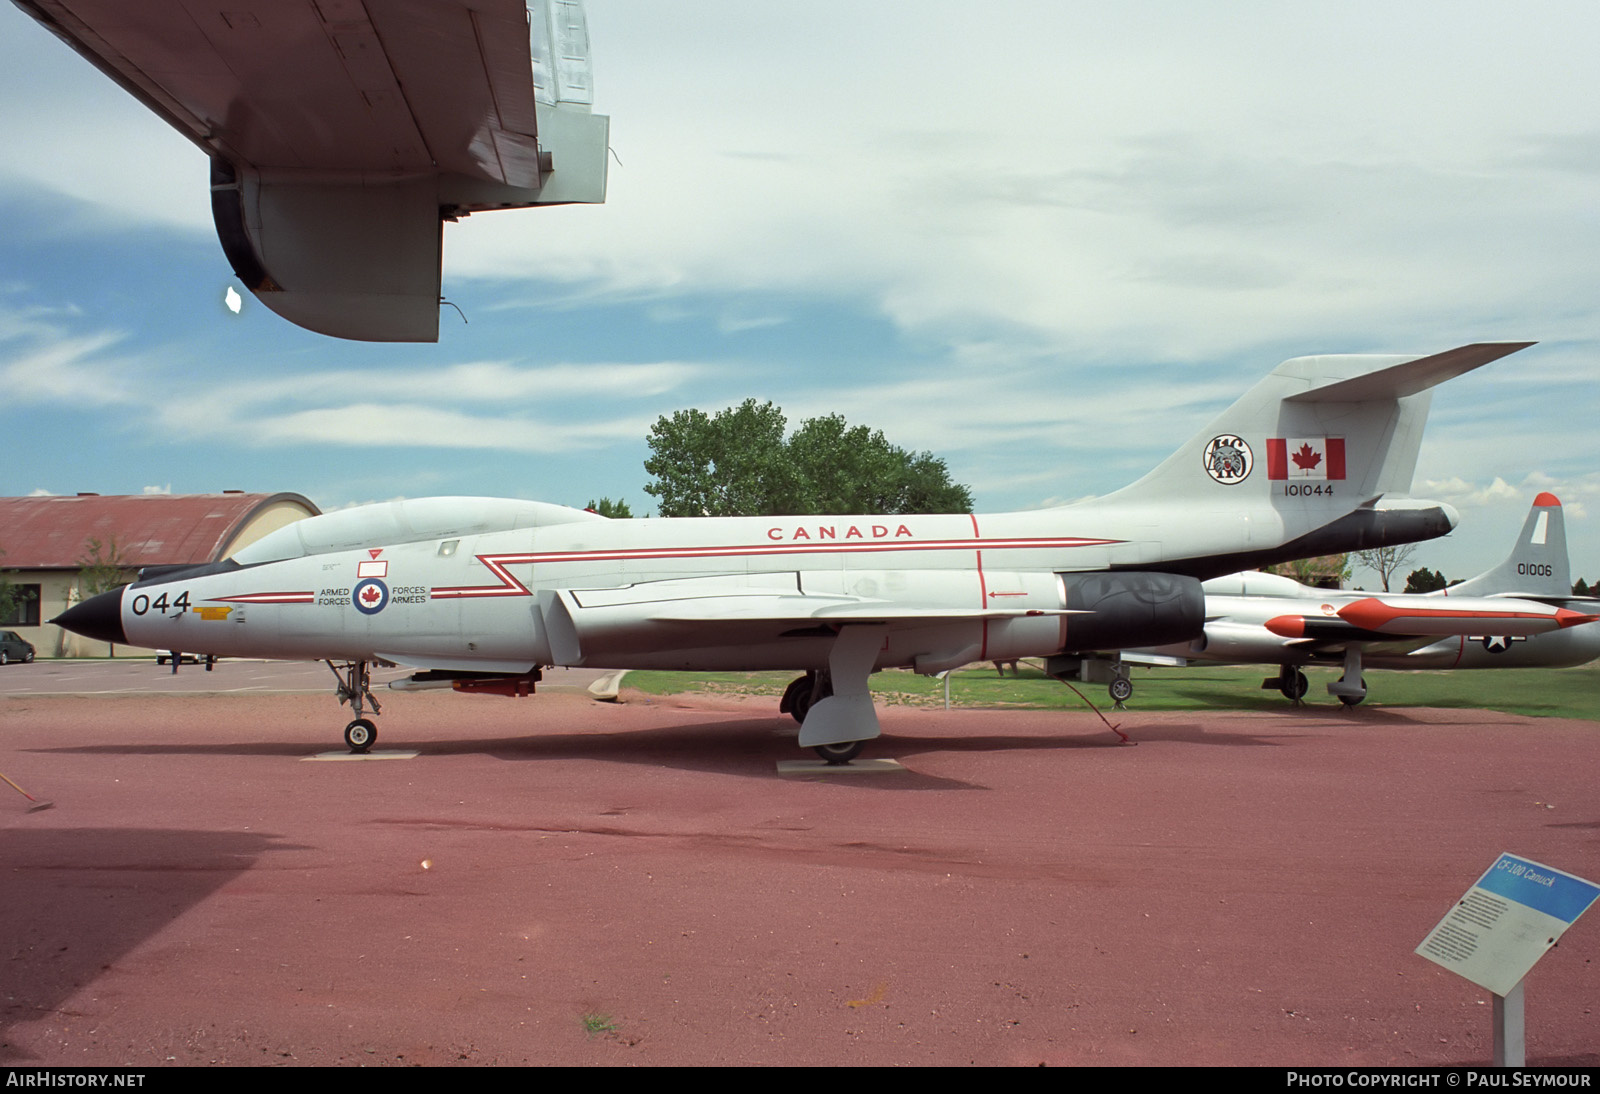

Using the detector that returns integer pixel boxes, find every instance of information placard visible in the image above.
[1416,852,1600,996]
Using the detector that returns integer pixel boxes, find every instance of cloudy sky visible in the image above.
[1,0,1596,586]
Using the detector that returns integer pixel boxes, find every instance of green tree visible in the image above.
[0,547,16,625]
[785,414,973,514]
[643,401,972,517]
[75,536,131,656]
[1403,567,1448,593]
[1266,554,1351,588]
[1574,577,1591,596]
[78,536,131,597]
[586,497,634,519]
[644,400,795,517]
[1354,543,1418,593]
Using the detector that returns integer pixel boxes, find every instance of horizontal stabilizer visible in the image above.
[1285,343,1534,403]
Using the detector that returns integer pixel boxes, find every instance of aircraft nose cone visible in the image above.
[1439,501,1461,531]
[52,587,128,646]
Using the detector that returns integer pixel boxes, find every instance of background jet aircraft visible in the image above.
[1122,493,1600,705]
[13,0,608,342]
[55,343,1527,761]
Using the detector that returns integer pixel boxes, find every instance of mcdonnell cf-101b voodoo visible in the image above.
[12,0,608,342]
[55,344,1529,762]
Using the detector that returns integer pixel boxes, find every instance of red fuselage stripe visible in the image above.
[432,535,1119,599]
[197,535,1121,605]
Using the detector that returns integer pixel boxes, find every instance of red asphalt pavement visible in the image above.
[1,663,1597,1066]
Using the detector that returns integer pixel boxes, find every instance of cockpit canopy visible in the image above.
[231,497,606,565]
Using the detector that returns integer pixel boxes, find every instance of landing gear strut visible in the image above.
[1327,646,1367,707]
[327,660,381,752]
[781,664,869,764]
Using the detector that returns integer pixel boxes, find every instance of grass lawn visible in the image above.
[622,660,1600,721]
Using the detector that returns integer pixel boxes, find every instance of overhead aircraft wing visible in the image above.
[14,0,608,341]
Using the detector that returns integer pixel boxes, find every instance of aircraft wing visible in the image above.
[536,572,1090,675]
[645,599,1075,624]
[15,0,608,341]
[1119,651,1188,667]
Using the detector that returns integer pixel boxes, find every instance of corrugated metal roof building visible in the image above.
[0,492,318,658]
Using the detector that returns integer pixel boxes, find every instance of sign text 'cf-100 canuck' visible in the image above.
[55,343,1530,762]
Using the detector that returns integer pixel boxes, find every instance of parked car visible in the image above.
[1,631,36,665]
[156,651,216,670]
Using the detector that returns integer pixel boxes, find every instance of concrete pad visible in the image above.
[775,757,906,775]
[302,749,421,761]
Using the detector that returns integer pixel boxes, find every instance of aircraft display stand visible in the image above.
[776,757,904,776]
[1415,853,1599,1067]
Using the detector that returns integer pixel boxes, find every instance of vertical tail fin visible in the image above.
[1447,494,1570,598]
[1095,344,1532,568]
[1113,343,1533,507]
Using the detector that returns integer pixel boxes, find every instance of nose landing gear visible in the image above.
[327,660,381,752]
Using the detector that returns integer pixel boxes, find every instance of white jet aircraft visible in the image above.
[55,343,1529,761]
[1120,492,1599,705]
[12,0,608,342]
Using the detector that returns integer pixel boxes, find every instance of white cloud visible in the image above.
[243,404,654,454]
[1421,475,1524,509]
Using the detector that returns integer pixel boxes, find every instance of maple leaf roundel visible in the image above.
[352,578,390,615]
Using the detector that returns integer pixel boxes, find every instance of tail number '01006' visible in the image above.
[1283,484,1334,497]
[130,590,190,617]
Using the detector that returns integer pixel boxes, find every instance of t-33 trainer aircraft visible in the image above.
[56,343,1529,762]
[1120,492,1600,705]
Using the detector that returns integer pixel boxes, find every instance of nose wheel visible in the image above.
[327,660,382,752]
[344,718,377,752]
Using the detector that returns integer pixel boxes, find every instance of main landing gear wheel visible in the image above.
[781,670,832,725]
[344,718,377,753]
[781,674,812,724]
[1336,675,1366,706]
[1108,676,1134,704]
[1279,668,1309,702]
[813,740,865,765]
